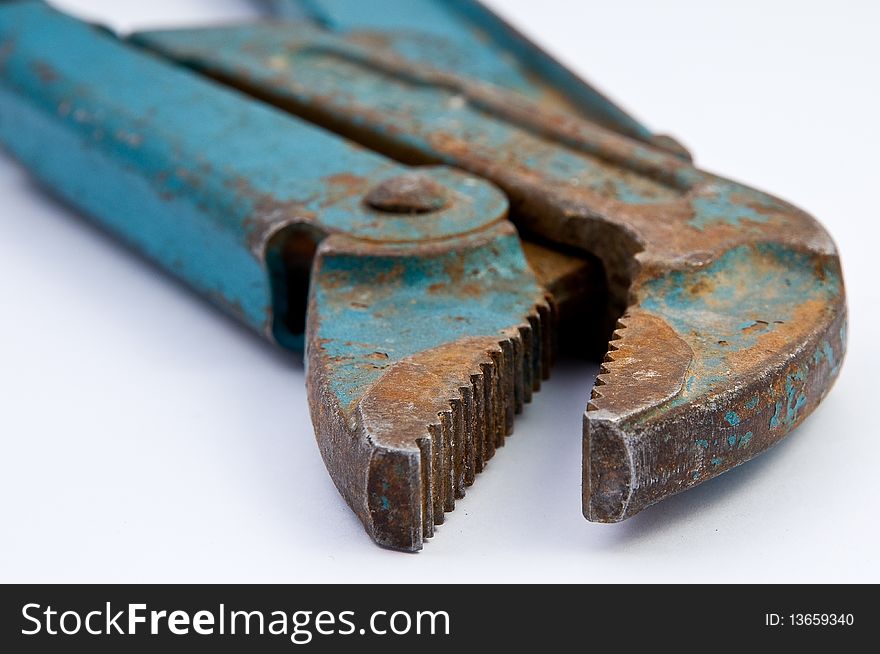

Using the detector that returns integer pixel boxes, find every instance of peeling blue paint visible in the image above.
[822,340,834,366]
[695,439,709,449]
[312,230,544,409]
[784,368,808,427]
[265,0,665,148]
[727,435,737,447]
[688,183,778,231]
[770,401,782,429]
[744,396,759,410]
[739,431,753,448]
[710,457,723,466]
[813,340,835,368]
[136,23,684,207]
[792,393,807,422]
[639,244,841,407]
[724,411,741,426]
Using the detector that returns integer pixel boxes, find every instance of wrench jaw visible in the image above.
[584,218,847,522]
[305,224,553,551]
[356,329,549,550]
[584,310,692,522]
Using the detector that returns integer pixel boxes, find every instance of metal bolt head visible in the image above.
[365,173,448,214]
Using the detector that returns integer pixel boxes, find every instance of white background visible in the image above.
[1,0,877,582]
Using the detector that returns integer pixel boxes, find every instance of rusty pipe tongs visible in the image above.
[0,0,846,550]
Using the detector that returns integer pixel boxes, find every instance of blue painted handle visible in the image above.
[259,0,689,157]
[0,1,508,347]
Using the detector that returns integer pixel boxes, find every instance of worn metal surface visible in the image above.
[259,0,690,158]
[138,22,847,524]
[0,1,847,549]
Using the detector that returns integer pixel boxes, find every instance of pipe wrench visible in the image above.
[0,1,846,550]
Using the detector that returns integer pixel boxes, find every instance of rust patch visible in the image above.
[589,311,694,420]
[0,38,15,69]
[324,172,368,196]
[31,59,58,83]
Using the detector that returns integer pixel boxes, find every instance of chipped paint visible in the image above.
[770,401,783,429]
[688,183,779,231]
[262,0,679,152]
[310,226,542,410]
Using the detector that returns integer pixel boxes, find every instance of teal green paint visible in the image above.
[0,82,271,327]
[688,182,783,231]
[770,402,782,429]
[311,230,543,410]
[263,0,662,146]
[766,368,809,432]
[0,3,506,347]
[695,439,709,449]
[792,394,807,422]
[784,368,808,427]
[811,340,836,373]
[724,411,741,426]
[692,471,701,480]
[710,457,723,466]
[640,244,840,405]
[739,431,753,448]
[822,340,834,367]
[135,25,686,206]
[727,435,737,447]
[0,4,363,335]
[745,396,759,410]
